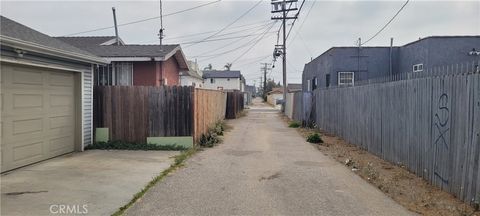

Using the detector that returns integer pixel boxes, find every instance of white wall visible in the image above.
[203,77,241,90]
[180,75,203,88]
[267,93,283,109]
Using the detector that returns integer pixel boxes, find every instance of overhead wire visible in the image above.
[184,0,264,48]
[231,21,278,64]
[62,0,222,36]
[361,0,410,45]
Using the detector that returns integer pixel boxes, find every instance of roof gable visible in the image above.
[202,70,241,78]
[0,16,102,61]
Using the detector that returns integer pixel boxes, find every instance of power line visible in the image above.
[189,21,274,57]
[62,0,222,36]
[164,20,271,41]
[361,0,410,45]
[192,22,278,60]
[185,0,264,48]
[181,31,276,45]
[285,0,306,40]
[231,21,278,64]
[287,0,315,45]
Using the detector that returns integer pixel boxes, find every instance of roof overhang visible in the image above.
[0,35,109,65]
[103,45,189,70]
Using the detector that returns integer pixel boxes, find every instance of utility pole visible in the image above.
[271,0,297,110]
[158,0,165,48]
[260,63,272,100]
[112,7,120,45]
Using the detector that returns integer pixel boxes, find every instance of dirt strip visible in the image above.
[282,116,479,216]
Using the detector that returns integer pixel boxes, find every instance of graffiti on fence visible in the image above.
[432,80,450,185]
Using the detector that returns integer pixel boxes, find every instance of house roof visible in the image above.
[0,16,106,64]
[56,36,188,69]
[401,35,480,47]
[203,70,241,78]
[287,83,302,92]
[56,36,179,58]
[268,87,284,94]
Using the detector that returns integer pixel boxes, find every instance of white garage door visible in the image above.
[1,64,76,172]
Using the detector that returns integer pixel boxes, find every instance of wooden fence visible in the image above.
[313,71,480,204]
[94,86,236,144]
[193,89,227,143]
[226,90,244,119]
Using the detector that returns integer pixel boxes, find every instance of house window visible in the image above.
[413,63,424,73]
[307,79,311,91]
[338,72,354,86]
[210,78,215,83]
[95,62,132,86]
[113,62,133,86]
[326,74,331,87]
[312,77,318,90]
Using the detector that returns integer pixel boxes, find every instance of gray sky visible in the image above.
[1,0,479,85]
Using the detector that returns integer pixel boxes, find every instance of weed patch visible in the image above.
[85,140,188,151]
[288,121,301,128]
[112,147,197,216]
[306,133,323,143]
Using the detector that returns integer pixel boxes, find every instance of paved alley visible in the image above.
[125,99,413,216]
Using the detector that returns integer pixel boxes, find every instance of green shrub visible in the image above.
[306,133,323,144]
[288,121,301,128]
[199,131,220,147]
[85,140,188,151]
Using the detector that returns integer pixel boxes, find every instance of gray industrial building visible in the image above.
[302,36,480,91]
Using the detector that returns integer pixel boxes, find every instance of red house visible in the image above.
[56,36,189,86]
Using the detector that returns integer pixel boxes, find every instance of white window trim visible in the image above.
[413,63,424,73]
[338,72,355,86]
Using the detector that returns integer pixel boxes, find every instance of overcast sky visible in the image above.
[1,0,479,85]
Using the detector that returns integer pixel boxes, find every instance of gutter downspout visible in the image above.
[390,37,393,76]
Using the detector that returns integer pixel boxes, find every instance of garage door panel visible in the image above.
[1,64,76,172]
[48,136,74,155]
[49,72,74,86]
[12,117,43,136]
[11,68,43,86]
[13,93,44,109]
[12,141,44,162]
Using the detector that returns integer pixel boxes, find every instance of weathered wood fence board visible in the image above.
[226,90,244,119]
[94,86,234,145]
[312,72,480,204]
[94,86,194,143]
[193,89,227,143]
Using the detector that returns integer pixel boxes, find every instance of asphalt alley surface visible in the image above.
[126,99,414,216]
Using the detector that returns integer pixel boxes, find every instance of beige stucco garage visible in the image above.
[0,16,107,172]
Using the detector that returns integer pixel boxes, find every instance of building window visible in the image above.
[338,72,354,86]
[113,62,133,86]
[95,62,132,86]
[312,77,318,90]
[326,74,331,87]
[413,63,424,72]
[307,79,311,91]
[210,78,215,83]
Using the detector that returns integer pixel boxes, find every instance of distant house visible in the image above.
[267,87,284,109]
[202,70,245,91]
[180,60,203,88]
[0,16,107,172]
[56,36,189,86]
[287,83,302,93]
[302,36,480,91]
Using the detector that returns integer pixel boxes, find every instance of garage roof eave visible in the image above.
[0,35,109,65]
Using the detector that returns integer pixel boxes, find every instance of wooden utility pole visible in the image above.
[271,0,297,110]
[260,63,272,100]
